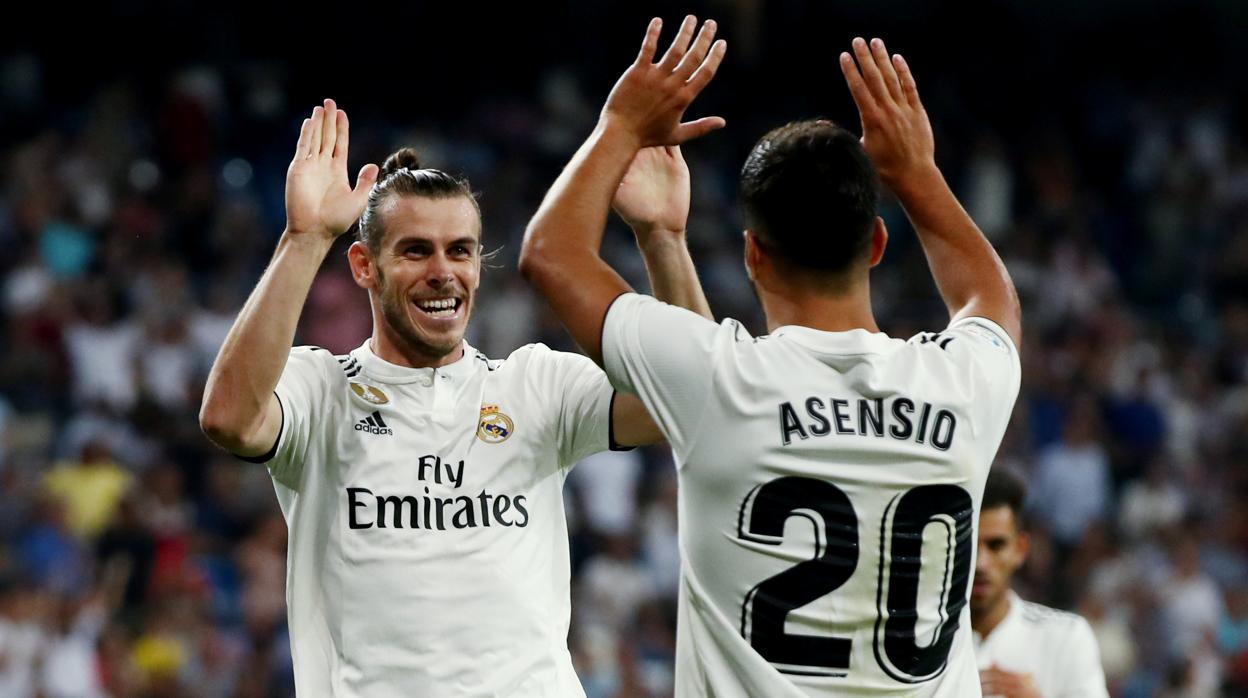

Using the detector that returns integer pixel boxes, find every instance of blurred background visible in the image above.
[2,0,1247,695]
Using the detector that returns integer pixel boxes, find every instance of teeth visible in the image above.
[416,298,458,315]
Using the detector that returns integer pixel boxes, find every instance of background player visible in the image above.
[198,99,705,695]
[520,21,1021,698]
[973,467,1109,697]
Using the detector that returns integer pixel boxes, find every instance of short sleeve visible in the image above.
[601,293,735,457]
[909,316,1021,411]
[542,350,614,468]
[256,346,335,490]
[1058,617,1110,698]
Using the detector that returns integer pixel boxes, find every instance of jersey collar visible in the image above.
[771,325,898,355]
[352,339,483,384]
[975,589,1023,647]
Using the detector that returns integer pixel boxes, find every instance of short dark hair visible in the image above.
[981,466,1028,519]
[740,120,879,277]
[357,147,480,255]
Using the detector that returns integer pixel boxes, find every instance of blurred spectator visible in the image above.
[1029,396,1112,553]
[1118,459,1187,541]
[63,282,139,412]
[43,439,133,541]
[1161,537,1225,692]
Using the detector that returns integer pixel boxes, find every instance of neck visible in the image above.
[757,277,879,334]
[971,592,1012,638]
[369,325,464,369]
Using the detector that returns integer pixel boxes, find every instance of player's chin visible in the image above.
[410,316,467,353]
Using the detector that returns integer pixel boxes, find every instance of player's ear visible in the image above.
[743,230,760,283]
[1015,529,1031,562]
[868,217,888,268]
[348,241,377,290]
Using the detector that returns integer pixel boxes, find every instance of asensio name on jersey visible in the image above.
[252,340,612,698]
[603,294,1021,697]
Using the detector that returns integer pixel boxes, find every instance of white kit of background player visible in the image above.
[200,99,701,696]
[522,20,1021,698]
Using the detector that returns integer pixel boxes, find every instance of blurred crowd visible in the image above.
[1,14,1247,698]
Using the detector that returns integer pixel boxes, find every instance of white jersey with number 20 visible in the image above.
[602,293,1021,697]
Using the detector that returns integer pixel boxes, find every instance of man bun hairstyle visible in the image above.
[740,120,879,279]
[357,147,481,254]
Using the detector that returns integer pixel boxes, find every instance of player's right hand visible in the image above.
[839,37,937,189]
[980,665,1042,698]
[285,99,379,240]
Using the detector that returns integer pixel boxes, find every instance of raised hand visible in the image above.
[613,145,691,245]
[839,37,935,188]
[285,99,379,240]
[601,16,728,148]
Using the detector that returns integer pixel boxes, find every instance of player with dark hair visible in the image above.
[973,468,1109,697]
[199,99,706,696]
[521,20,1021,696]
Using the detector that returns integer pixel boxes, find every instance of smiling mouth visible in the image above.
[414,297,463,318]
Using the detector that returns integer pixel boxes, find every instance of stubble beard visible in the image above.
[377,276,467,364]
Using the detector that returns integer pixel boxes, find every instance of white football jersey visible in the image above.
[602,293,1021,697]
[251,340,614,698]
[974,592,1109,698]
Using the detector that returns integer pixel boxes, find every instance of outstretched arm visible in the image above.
[519,15,727,365]
[841,38,1021,346]
[199,99,378,457]
[614,145,713,320]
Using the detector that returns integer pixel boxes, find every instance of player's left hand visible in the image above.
[600,16,727,148]
[980,665,1042,698]
[612,145,691,246]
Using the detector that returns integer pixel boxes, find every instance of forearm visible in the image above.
[527,123,640,261]
[520,122,638,362]
[200,232,331,445]
[890,165,1020,339]
[636,233,712,319]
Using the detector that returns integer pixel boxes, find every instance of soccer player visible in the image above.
[520,19,1022,698]
[973,468,1109,697]
[199,99,706,696]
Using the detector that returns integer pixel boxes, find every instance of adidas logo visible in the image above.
[354,411,393,436]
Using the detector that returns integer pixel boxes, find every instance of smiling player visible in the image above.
[199,99,705,696]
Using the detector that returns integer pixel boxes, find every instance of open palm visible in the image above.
[613,145,690,239]
[285,99,378,240]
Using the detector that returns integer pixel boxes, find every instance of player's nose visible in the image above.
[425,255,454,288]
[975,544,991,573]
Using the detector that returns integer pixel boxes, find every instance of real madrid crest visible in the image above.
[350,382,390,405]
[477,403,514,443]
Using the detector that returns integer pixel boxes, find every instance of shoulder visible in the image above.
[505,343,594,368]
[906,317,1015,356]
[605,292,733,339]
[492,344,603,395]
[1017,598,1095,642]
[280,345,349,392]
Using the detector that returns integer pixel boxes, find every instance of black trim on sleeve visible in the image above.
[607,390,636,452]
[235,392,285,464]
